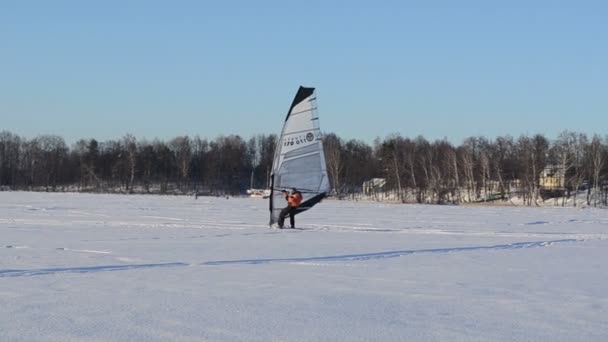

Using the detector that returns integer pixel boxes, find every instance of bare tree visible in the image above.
[493,136,515,200]
[459,145,475,202]
[516,135,548,206]
[342,139,377,197]
[246,135,277,190]
[0,131,21,188]
[190,136,209,191]
[323,133,344,197]
[446,146,461,203]
[137,141,155,192]
[377,135,416,202]
[169,136,192,191]
[378,135,404,201]
[208,135,250,194]
[551,132,574,206]
[432,139,455,204]
[568,133,588,207]
[34,135,68,191]
[258,134,277,189]
[587,135,605,207]
[122,134,137,193]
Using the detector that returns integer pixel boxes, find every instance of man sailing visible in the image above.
[277,188,303,229]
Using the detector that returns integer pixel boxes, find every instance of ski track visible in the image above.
[1,239,581,277]
[69,211,112,218]
[7,212,607,241]
[142,215,188,221]
[56,248,112,254]
[305,224,608,241]
[525,221,550,225]
[0,263,188,278]
[203,239,580,266]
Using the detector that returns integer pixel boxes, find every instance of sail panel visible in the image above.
[283,143,321,160]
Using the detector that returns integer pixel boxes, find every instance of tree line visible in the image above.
[1,130,607,206]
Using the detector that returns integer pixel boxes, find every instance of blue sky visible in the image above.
[1,0,606,144]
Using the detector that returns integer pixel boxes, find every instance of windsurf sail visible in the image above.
[269,86,330,225]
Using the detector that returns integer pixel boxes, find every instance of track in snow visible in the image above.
[203,239,580,265]
[1,239,581,277]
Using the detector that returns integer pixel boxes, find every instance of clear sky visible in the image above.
[1,0,606,144]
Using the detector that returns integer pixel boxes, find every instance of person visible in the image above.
[278,188,303,228]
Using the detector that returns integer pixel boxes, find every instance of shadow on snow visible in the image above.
[203,239,579,266]
[0,262,187,278]
[0,239,580,276]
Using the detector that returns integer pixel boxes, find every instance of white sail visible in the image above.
[269,86,330,225]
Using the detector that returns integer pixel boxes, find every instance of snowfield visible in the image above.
[1,192,607,341]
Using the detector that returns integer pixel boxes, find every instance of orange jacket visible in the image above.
[286,192,303,207]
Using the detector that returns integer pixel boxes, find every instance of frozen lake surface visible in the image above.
[1,192,607,341]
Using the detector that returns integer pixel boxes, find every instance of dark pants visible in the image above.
[278,206,297,228]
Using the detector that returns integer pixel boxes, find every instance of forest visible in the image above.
[0,130,606,206]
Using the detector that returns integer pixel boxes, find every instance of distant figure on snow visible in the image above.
[278,188,303,228]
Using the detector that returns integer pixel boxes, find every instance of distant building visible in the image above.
[540,165,565,190]
[247,188,271,198]
[363,178,386,195]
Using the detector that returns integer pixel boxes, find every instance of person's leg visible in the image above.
[278,207,290,228]
[289,207,296,228]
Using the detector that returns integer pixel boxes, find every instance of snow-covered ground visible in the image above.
[1,192,607,341]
